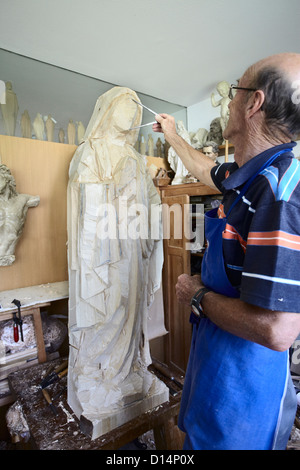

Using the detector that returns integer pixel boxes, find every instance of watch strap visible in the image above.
[190,287,211,317]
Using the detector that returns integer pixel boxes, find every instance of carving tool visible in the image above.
[40,360,68,389]
[128,121,157,130]
[128,98,159,130]
[131,98,159,117]
[149,370,179,397]
[11,299,24,342]
[42,388,58,416]
[152,359,184,389]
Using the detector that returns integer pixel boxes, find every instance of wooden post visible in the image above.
[225,139,229,162]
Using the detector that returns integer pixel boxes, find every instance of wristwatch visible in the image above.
[190,287,211,318]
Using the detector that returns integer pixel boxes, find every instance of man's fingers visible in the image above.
[152,122,162,132]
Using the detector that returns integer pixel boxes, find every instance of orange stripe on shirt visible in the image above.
[248,230,300,251]
[222,224,247,253]
[218,204,226,219]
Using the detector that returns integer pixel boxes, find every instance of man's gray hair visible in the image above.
[249,66,300,140]
[203,141,219,153]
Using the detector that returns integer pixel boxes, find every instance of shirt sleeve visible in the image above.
[210,162,238,192]
[240,199,300,313]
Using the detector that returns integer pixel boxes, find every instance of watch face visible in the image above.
[191,304,200,316]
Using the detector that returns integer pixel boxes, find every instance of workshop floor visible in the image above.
[0,430,156,451]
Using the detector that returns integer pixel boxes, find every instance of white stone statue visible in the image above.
[156,137,163,157]
[211,80,231,135]
[67,119,76,145]
[58,128,65,143]
[33,113,45,141]
[45,115,55,142]
[0,164,40,266]
[190,128,209,150]
[67,86,168,439]
[21,110,31,139]
[0,82,19,136]
[147,134,154,155]
[168,120,190,185]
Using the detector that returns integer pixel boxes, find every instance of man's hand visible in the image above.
[153,113,177,140]
[175,273,204,306]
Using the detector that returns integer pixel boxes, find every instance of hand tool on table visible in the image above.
[11,299,24,342]
[152,359,184,389]
[40,360,68,389]
[128,99,159,130]
[166,384,180,397]
[52,385,67,402]
[148,369,179,397]
[42,388,58,416]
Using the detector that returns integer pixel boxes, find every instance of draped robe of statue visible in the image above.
[67,87,168,439]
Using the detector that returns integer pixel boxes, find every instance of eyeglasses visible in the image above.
[229,84,257,100]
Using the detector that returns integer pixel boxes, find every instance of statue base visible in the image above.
[79,375,169,440]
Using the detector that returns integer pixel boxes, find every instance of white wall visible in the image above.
[187,97,218,133]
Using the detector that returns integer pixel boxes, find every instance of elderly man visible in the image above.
[153,53,300,450]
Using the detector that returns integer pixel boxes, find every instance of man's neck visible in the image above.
[233,132,291,167]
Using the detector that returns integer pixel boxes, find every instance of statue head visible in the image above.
[0,164,18,198]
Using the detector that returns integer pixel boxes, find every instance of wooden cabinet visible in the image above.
[160,182,220,374]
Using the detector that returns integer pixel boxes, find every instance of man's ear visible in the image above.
[246,90,265,118]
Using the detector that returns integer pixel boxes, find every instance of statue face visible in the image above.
[203,146,217,160]
[110,96,138,132]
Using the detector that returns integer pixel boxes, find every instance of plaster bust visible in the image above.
[0,164,40,266]
[207,117,223,146]
[202,140,219,162]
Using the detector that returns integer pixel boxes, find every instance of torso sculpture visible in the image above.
[0,164,39,266]
[67,87,168,439]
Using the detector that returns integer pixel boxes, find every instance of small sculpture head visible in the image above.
[0,164,18,198]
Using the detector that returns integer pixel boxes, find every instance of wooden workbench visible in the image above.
[8,359,185,450]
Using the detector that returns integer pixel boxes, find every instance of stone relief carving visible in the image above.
[0,164,40,266]
[67,86,168,439]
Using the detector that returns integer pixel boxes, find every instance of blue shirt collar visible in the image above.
[222,142,296,190]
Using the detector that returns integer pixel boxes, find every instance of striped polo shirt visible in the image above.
[210,142,300,312]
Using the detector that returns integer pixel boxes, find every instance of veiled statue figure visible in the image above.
[67,87,168,439]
